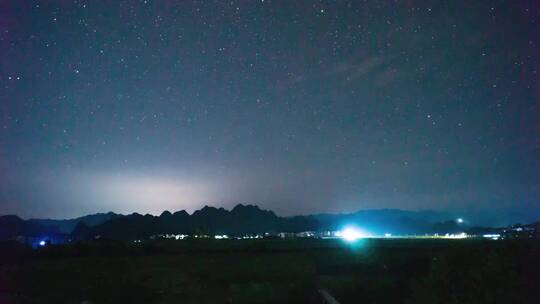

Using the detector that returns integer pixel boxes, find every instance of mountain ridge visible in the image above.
[2,204,539,241]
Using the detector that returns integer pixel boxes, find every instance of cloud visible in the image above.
[276,56,388,90]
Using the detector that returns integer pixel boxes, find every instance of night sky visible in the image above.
[1,1,539,221]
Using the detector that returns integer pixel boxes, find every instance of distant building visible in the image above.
[278,232,295,238]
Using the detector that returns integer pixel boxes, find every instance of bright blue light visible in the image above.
[339,227,365,242]
[39,240,46,246]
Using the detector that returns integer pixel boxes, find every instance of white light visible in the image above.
[444,232,467,239]
[39,240,46,246]
[457,218,464,223]
[384,233,392,238]
[341,227,363,242]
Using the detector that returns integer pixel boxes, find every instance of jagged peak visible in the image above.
[173,210,189,217]
[160,210,172,217]
[230,204,277,218]
[193,205,228,216]
[232,203,261,211]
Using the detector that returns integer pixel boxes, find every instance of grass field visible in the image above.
[1,238,539,303]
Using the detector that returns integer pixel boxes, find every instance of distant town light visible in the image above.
[39,240,46,246]
[443,232,467,239]
[457,218,464,223]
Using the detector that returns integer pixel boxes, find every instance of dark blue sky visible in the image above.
[1,1,539,221]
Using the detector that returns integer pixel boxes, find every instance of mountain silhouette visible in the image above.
[3,205,530,241]
[70,204,319,240]
[0,215,61,240]
[312,209,453,235]
[29,212,122,234]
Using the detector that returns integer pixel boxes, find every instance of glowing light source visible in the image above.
[456,218,464,223]
[443,232,467,239]
[340,227,364,242]
[384,233,392,238]
[39,240,46,246]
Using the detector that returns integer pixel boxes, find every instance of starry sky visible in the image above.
[1,1,539,221]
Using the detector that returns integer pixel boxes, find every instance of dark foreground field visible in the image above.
[1,238,539,304]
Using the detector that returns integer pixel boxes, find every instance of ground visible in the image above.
[1,238,539,303]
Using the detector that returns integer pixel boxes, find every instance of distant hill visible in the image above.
[29,212,122,234]
[311,209,453,235]
[0,215,62,240]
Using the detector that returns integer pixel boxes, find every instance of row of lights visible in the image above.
[338,217,467,243]
[37,218,468,246]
